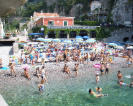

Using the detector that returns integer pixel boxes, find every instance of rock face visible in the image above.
[0,95,8,106]
[0,0,26,16]
[104,28,133,42]
[112,0,133,25]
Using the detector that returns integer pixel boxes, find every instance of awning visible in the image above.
[28,33,44,36]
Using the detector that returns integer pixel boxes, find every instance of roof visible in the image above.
[34,12,59,17]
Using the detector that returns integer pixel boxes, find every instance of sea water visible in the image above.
[1,66,133,106]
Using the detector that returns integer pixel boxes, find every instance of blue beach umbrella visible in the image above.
[83,36,90,39]
[76,36,82,39]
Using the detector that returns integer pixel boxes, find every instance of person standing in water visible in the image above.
[117,70,123,82]
[38,74,47,94]
[96,74,100,84]
[105,63,110,74]
[74,63,79,77]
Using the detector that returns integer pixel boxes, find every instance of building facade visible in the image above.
[33,12,74,27]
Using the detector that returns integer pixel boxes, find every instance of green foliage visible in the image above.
[21,1,47,17]
[18,0,91,17]
[5,20,19,31]
[74,21,100,26]
[32,26,45,33]
[96,26,117,40]
[21,24,28,30]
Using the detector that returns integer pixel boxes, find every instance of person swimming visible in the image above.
[89,89,104,98]
[38,84,45,94]
[95,87,102,94]
[118,80,128,87]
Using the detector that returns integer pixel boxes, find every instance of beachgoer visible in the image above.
[95,87,102,94]
[89,89,104,98]
[24,68,31,80]
[9,62,16,76]
[0,58,2,68]
[105,64,109,74]
[38,84,45,94]
[100,65,104,75]
[35,66,40,78]
[96,74,100,84]
[40,66,47,81]
[74,63,79,77]
[118,80,128,87]
[129,81,133,88]
[127,57,132,67]
[117,71,123,81]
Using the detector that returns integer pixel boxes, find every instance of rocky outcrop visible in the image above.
[0,0,26,16]
[112,0,133,25]
[104,28,133,42]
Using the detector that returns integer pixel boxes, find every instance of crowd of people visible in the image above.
[0,40,133,95]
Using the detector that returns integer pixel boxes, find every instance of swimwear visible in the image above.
[106,68,109,72]
[39,85,44,92]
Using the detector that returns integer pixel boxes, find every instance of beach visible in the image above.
[0,41,133,106]
[1,55,133,105]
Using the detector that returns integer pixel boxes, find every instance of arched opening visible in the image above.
[48,31,56,38]
[90,31,96,38]
[70,31,77,38]
[79,30,88,37]
[123,37,129,42]
[59,31,67,38]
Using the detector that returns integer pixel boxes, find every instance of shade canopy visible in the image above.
[28,33,44,36]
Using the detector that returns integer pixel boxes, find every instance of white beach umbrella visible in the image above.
[115,46,124,50]
[127,46,133,49]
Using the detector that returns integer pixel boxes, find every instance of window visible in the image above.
[48,21,54,26]
[64,21,68,26]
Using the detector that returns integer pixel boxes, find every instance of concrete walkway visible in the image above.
[0,95,8,106]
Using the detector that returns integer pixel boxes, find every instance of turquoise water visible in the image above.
[1,67,133,106]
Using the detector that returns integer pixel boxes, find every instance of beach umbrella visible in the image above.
[83,36,89,39]
[64,40,72,43]
[86,38,96,43]
[52,39,61,42]
[108,43,118,47]
[22,64,30,70]
[36,38,45,42]
[115,46,124,50]
[93,64,101,69]
[126,46,133,49]
[68,47,74,49]
[76,36,82,39]
[76,39,83,43]
[42,39,52,42]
